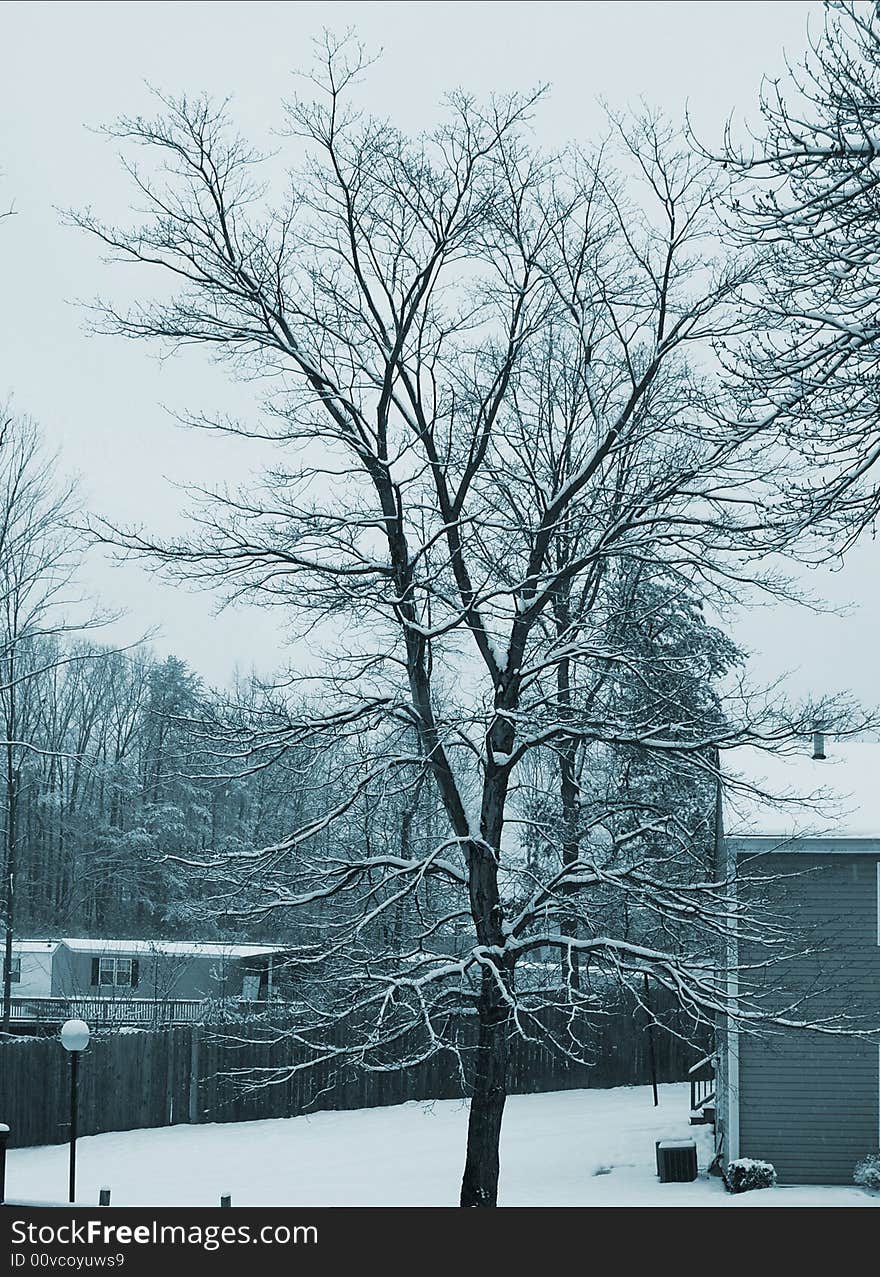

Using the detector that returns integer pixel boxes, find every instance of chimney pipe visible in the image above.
[812,729,826,760]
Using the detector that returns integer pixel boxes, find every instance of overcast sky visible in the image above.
[2,0,877,711]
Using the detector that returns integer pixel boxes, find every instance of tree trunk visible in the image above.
[456,715,515,1207]
[559,738,581,992]
[556,638,581,992]
[460,966,512,1207]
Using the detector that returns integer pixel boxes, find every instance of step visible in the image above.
[689,1105,716,1126]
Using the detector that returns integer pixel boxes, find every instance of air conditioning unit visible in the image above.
[655,1139,698,1183]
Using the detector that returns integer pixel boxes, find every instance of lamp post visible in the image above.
[60,1018,90,1203]
[0,1122,9,1205]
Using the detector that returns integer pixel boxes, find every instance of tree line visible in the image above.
[4,639,295,939]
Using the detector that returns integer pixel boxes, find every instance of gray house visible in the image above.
[713,737,880,1184]
[9,938,290,1003]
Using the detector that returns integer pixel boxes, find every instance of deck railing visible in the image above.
[6,996,269,1026]
[688,1054,716,1112]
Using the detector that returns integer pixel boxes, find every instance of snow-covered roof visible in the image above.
[722,739,880,840]
[58,939,287,959]
[11,940,62,953]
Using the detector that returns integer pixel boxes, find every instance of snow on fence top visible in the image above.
[723,739,880,840]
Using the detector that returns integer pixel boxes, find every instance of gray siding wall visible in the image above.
[736,853,880,1184]
[49,946,75,996]
[53,950,246,999]
[739,1029,877,1184]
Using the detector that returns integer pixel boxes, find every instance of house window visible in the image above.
[3,957,21,984]
[93,957,140,989]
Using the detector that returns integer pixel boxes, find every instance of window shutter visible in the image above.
[90,957,100,987]
[131,959,139,989]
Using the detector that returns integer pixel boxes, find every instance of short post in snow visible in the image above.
[0,1123,10,1205]
[643,973,658,1107]
[99,1187,111,1206]
[220,1194,232,1208]
[60,1019,90,1204]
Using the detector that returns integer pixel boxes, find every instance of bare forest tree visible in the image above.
[73,46,877,1205]
[0,641,328,944]
[0,413,88,1029]
[0,421,193,1025]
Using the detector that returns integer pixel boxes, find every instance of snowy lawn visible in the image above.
[6,1083,877,1207]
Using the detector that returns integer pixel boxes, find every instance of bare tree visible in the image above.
[717,0,880,540]
[74,47,876,1205]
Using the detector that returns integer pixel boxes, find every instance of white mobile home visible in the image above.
[7,938,288,1002]
[4,940,73,997]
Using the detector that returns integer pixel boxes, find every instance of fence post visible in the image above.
[99,1187,111,1206]
[188,1026,200,1124]
[0,1123,9,1204]
[220,1194,231,1208]
[165,1029,175,1125]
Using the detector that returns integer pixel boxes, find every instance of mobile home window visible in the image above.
[3,957,20,984]
[93,957,140,988]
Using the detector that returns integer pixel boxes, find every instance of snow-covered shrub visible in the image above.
[723,1158,777,1194]
[853,1153,880,1192]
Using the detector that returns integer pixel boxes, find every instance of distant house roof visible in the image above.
[723,739,880,841]
[61,939,287,959]
[17,939,287,959]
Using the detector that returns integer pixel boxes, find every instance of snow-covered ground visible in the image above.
[6,1083,877,1207]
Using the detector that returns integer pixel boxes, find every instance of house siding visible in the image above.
[13,949,55,997]
[12,940,283,1005]
[735,851,880,1184]
[55,949,249,1000]
[738,1031,878,1184]
[50,946,75,995]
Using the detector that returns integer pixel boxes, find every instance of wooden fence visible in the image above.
[0,990,710,1149]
